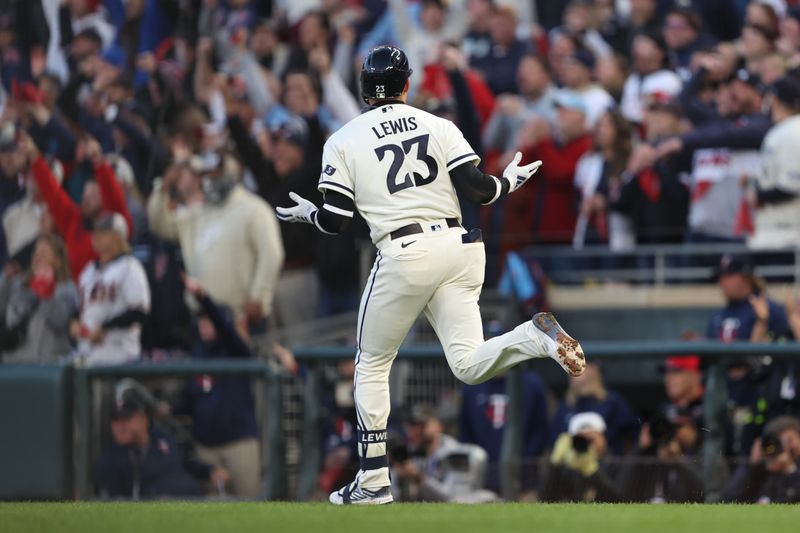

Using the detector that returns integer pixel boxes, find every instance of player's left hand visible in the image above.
[502,152,543,193]
[276,192,317,225]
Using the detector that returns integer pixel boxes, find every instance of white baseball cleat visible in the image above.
[329,480,393,505]
[532,312,586,377]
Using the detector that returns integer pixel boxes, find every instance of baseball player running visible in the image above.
[277,45,586,505]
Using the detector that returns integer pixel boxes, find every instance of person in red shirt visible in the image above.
[20,132,131,281]
[505,91,592,247]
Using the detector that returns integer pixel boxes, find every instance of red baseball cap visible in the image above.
[661,355,702,373]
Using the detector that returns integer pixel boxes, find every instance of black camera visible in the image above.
[572,434,590,454]
[649,414,677,448]
[762,433,784,459]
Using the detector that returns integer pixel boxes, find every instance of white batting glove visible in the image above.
[276,192,318,224]
[502,152,543,193]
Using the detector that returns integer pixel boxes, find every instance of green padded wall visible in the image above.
[0,365,73,500]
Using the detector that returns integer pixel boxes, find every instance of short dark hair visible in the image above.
[422,0,446,9]
[74,28,103,48]
[283,68,323,102]
[303,10,331,33]
[764,416,800,438]
[520,52,552,76]
[667,7,703,33]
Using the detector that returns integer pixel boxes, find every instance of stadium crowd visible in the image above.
[2,0,800,503]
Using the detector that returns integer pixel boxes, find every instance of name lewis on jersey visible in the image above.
[372,117,418,140]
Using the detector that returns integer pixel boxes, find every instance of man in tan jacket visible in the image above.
[147,154,284,326]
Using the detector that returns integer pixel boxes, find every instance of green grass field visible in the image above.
[2,502,800,533]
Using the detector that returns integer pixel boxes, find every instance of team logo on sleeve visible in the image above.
[324,165,337,176]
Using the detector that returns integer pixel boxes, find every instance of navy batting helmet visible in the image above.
[360,45,412,104]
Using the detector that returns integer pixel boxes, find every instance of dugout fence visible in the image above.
[1,341,799,501]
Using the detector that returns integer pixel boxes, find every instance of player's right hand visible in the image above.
[502,152,542,193]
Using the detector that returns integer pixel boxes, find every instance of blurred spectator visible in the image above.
[612,98,690,245]
[249,21,299,81]
[619,410,705,503]
[620,31,682,124]
[551,363,639,456]
[658,355,705,435]
[14,78,78,163]
[558,47,614,127]
[105,154,148,245]
[662,7,716,80]
[723,416,800,503]
[511,91,592,245]
[707,254,794,452]
[60,0,117,53]
[679,42,740,126]
[707,254,791,343]
[743,24,779,74]
[0,234,78,363]
[595,53,628,103]
[462,0,494,67]
[573,110,635,251]
[175,276,261,498]
[746,1,783,30]
[388,0,469,88]
[0,123,28,266]
[746,76,800,249]
[656,70,770,244]
[95,388,229,500]
[393,406,496,503]
[147,154,284,332]
[541,412,622,502]
[459,370,549,495]
[597,0,661,56]
[483,54,557,154]
[687,0,742,43]
[20,132,132,281]
[550,0,613,61]
[2,130,56,265]
[548,31,579,86]
[469,5,532,95]
[73,212,149,365]
[226,108,325,327]
[777,7,800,70]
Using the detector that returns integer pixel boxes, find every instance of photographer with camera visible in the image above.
[540,412,622,502]
[619,409,704,503]
[723,416,800,503]
[390,406,496,503]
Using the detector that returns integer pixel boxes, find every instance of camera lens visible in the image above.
[572,434,590,453]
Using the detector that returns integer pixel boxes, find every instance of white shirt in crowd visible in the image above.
[689,149,761,239]
[77,254,150,366]
[749,114,800,248]
[620,70,683,124]
[573,152,635,251]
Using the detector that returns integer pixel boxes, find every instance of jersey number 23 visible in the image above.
[375,134,438,194]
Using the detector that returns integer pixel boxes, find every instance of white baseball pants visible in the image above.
[353,223,552,489]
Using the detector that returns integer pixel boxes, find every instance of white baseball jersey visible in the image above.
[317,103,480,243]
[78,254,150,365]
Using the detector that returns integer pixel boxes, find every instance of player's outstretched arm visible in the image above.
[450,151,542,205]
[276,191,353,234]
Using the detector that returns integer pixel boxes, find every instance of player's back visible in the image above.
[318,103,479,244]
